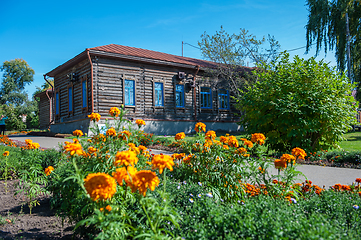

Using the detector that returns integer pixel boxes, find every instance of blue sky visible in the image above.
[0,0,336,99]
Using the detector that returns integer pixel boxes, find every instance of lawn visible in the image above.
[340,131,361,151]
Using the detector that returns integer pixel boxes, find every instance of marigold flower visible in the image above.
[44,166,54,176]
[251,133,266,145]
[105,205,112,211]
[175,132,185,140]
[183,154,193,164]
[109,107,121,117]
[235,147,247,155]
[243,140,253,148]
[151,154,175,174]
[291,147,307,160]
[114,150,138,167]
[356,178,361,183]
[106,127,117,137]
[112,166,137,186]
[280,154,296,164]
[223,145,229,149]
[274,159,287,169]
[72,129,83,137]
[131,170,160,196]
[138,145,148,153]
[88,146,97,154]
[3,151,9,157]
[88,112,101,122]
[28,142,40,150]
[119,130,131,140]
[84,173,117,201]
[135,119,146,127]
[73,138,79,144]
[64,143,83,156]
[258,166,265,174]
[25,139,33,145]
[228,136,239,148]
[195,122,206,132]
[219,136,229,144]
[205,130,216,140]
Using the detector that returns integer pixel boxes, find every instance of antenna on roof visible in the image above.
[182,41,183,57]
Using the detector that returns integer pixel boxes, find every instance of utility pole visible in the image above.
[346,12,352,84]
[182,41,184,57]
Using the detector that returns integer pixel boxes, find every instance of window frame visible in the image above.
[175,84,185,108]
[200,87,212,109]
[218,89,230,110]
[55,89,60,118]
[154,82,164,107]
[81,77,88,112]
[67,84,74,115]
[123,79,136,107]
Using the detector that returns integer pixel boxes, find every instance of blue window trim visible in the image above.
[218,89,230,110]
[200,87,212,109]
[55,91,59,115]
[82,80,87,108]
[154,82,164,107]
[68,87,73,112]
[124,79,135,106]
[175,84,185,108]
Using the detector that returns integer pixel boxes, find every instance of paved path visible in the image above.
[8,135,361,188]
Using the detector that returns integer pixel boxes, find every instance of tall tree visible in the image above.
[305,0,361,95]
[198,27,280,96]
[0,59,34,106]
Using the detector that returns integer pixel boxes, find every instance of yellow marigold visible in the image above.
[205,130,216,141]
[220,136,229,144]
[88,146,97,154]
[274,159,287,170]
[195,122,206,132]
[228,136,239,148]
[44,166,54,176]
[175,132,185,141]
[183,154,193,164]
[251,133,266,145]
[109,107,121,117]
[112,166,137,186]
[138,145,147,152]
[243,140,253,148]
[258,166,265,174]
[128,143,140,154]
[135,119,146,126]
[106,127,117,137]
[119,130,132,140]
[291,147,307,160]
[84,173,117,201]
[73,138,79,144]
[88,112,101,122]
[73,129,84,137]
[151,154,175,174]
[131,170,160,196]
[114,150,138,167]
[28,142,40,150]
[3,151,9,157]
[64,143,83,156]
[223,145,229,149]
[235,147,247,155]
[172,153,185,160]
[25,139,33,145]
[280,154,296,164]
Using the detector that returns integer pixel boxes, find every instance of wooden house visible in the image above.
[43,44,248,135]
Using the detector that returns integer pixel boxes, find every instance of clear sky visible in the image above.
[0,0,336,99]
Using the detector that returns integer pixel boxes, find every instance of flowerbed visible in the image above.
[0,106,361,239]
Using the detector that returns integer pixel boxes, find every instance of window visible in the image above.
[82,80,87,109]
[200,87,212,109]
[154,82,164,107]
[124,79,135,106]
[218,89,229,109]
[68,86,73,112]
[175,84,185,107]
[55,91,60,115]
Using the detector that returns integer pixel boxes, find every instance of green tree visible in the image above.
[305,0,361,101]
[0,59,36,131]
[198,27,280,96]
[237,52,358,153]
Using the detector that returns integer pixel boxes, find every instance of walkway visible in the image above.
[8,135,361,188]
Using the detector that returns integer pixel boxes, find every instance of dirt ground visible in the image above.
[0,179,76,240]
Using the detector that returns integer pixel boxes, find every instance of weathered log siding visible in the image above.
[37,92,51,129]
[53,59,91,123]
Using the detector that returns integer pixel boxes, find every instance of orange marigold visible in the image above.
[274,159,287,169]
[220,136,229,144]
[88,146,97,154]
[3,151,9,157]
[228,136,239,148]
[25,139,33,145]
[251,133,266,145]
[356,178,361,183]
[119,130,132,140]
[175,132,185,140]
[84,173,117,201]
[291,147,307,160]
[280,154,296,164]
[183,154,193,164]
[106,127,117,137]
[135,119,146,126]
[172,153,185,160]
[112,166,137,186]
[151,154,175,174]
[131,170,160,196]
[235,147,247,155]
[205,130,216,141]
[195,122,206,132]
[114,150,138,167]
[73,129,84,137]
[109,107,121,117]
[28,142,40,150]
[64,143,83,156]
[88,112,101,122]
[243,140,253,148]
[44,166,54,176]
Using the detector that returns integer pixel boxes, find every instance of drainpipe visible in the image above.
[194,65,200,122]
[43,75,54,126]
[86,49,94,113]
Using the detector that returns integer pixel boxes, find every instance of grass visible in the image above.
[339,131,361,151]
